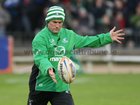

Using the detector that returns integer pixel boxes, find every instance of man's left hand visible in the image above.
[110,26,125,44]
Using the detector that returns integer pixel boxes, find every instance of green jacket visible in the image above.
[32,27,113,92]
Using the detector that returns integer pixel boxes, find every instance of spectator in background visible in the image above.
[91,0,107,31]
[20,0,32,33]
[130,2,140,30]
[70,7,94,35]
[20,0,46,41]
[114,11,126,29]
[48,0,61,6]
[0,3,10,36]
[113,11,127,47]
[3,0,22,32]
[97,13,112,33]
[113,0,127,27]
[130,2,140,47]
[125,0,140,15]
[113,0,126,14]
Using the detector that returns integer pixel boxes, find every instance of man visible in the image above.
[27,6,125,105]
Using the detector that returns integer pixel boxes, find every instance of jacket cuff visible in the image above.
[108,32,113,42]
[45,66,54,75]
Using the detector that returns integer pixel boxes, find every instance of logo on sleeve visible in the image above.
[62,38,68,43]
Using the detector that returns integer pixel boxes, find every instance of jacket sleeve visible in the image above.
[32,37,53,76]
[73,31,113,49]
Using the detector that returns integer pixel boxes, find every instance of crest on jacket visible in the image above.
[54,46,65,56]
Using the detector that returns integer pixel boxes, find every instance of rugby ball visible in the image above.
[58,56,76,84]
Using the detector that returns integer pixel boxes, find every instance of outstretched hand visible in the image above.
[48,68,57,83]
[110,27,125,44]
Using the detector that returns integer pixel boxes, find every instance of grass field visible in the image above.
[0,73,140,105]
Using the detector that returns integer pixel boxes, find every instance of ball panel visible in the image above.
[58,56,76,84]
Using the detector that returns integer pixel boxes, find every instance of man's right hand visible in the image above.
[48,68,57,83]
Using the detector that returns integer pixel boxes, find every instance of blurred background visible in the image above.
[0,0,140,105]
[0,0,140,73]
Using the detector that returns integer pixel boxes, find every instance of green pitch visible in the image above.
[0,73,140,105]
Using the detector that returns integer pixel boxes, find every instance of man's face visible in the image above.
[48,20,63,34]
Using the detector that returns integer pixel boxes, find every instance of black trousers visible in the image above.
[27,64,74,105]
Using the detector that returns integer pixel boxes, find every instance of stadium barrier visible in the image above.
[0,36,13,74]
